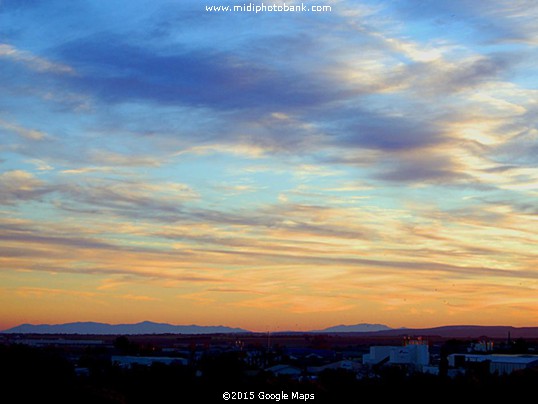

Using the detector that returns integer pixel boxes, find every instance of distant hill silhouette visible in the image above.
[317,323,393,333]
[3,321,538,338]
[350,325,538,339]
[1,321,249,335]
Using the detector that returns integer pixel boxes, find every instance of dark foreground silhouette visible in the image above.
[2,341,537,403]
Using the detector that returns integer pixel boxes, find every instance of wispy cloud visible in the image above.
[0,43,74,74]
[0,119,48,140]
[0,170,53,204]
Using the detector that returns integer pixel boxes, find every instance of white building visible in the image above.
[389,344,429,367]
[363,342,429,370]
[363,346,395,366]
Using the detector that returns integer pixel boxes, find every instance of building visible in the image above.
[363,346,395,366]
[265,364,302,377]
[308,359,362,374]
[363,339,429,370]
[448,354,538,375]
[389,344,429,368]
[468,340,494,352]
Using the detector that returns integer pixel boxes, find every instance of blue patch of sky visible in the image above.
[155,154,295,208]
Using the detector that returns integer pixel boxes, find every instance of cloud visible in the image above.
[85,150,163,168]
[56,36,341,112]
[57,178,198,221]
[477,197,538,217]
[392,0,538,45]
[341,114,445,152]
[0,43,74,74]
[34,264,220,284]
[400,55,513,96]
[0,230,128,252]
[14,287,96,298]
[26,159,54,171]
[189,245,538,280]
[0,119,48,140]
[0,170,200,222]
[492,128,538,166]
[0,219,223,283]
[120,294,159,302]
[0,170,53,204]
[376,152,467,183]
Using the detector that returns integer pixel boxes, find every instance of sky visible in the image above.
[1,0,537,332]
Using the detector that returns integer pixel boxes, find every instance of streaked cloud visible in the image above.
[0,170,53,204]
[0,43,74,74]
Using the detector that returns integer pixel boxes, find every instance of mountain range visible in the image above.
[1,321,248,335]
[2,321,393,335]
[366,325,538,339]
[3,321,538,338]
[315,323,392,333]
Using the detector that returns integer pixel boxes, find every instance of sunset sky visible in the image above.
[1,0,537,332]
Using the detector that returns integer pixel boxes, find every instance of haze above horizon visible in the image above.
[1,0,537,332]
